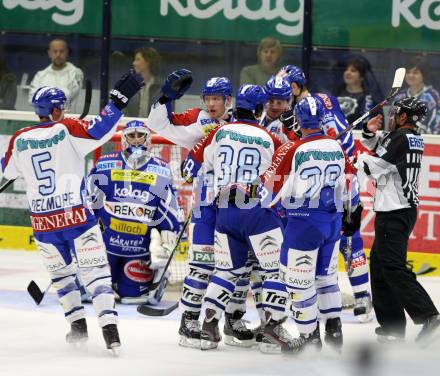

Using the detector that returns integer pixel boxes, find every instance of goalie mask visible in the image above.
[121,120,151,169]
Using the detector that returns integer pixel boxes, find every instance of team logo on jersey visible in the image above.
[406,134,424,151]
[109,217,148,235]
[96,160,123,171]
[30,206,87,232]
[16,130,66,152]
[215,129,271,148]
[294,150,344,170]
[145,164,171,177]
[104,201,156,222]
[111,170,157,185]
[114,185,151,203]
[124,260,154,283]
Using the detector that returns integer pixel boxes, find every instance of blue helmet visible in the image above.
[264,76,292,101]
[202,77,232,98]
[235,84,268,111]
[294,96,323,129]
[32,86,67,117]
[278,65,307,87]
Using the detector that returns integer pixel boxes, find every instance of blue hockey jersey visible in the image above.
[87,152,182,257]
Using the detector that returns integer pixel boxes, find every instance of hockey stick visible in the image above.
[345,175,354,277]
[336,67,406,140]
[79,79,92,120]
[149,210,192,291]
[137,301,179,317]
[137,210,192,317]
[27,280,51,305]
[0,179,14,194]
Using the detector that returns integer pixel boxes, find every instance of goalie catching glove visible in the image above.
[342,204,363,237]
[149,229,176,269]
[109,69,144,110]
[158,69,193,104]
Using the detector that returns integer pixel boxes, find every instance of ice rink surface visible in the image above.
[0,250,439,376]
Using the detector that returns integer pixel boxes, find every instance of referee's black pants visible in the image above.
[370,207,438,337]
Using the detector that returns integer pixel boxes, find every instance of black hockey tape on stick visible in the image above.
[148,210,192,292]
[336,67,406,140]
[0,179,14,194]
[79,79,92,119]
[137,301,179,317]
[27,280,51,305]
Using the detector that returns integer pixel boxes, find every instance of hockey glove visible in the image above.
[109,69,144,110]
[279,109,296,131]
[159,69,193,104]
[342,204,363,237]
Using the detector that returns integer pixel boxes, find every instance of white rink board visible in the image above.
[0,250,440,376]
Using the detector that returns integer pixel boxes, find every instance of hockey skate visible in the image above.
[178,311,201,348]
[375,327,405,344]
[324,317,343,351]
[415,314,440,346]
[223,311,255,347]
[259,313,294,354]
[102,324,121,355]
[201,308,221,350]
[353,294,373,323]
[282,325,322,355]
[66,318,88,346]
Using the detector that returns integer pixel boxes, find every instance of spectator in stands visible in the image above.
[240,37,283,86]
[28,39,83,111]
[124,47,162,118]
[336,56,380,127]
[0,48,17,110]
[394,56,440,134]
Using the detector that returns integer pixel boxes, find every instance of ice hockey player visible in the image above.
[180,84,290,351]
[359,98,440,344]
[0,71,144,351]
[148,72,258,347]
[261,75,298,142]
[86,120,182,305]
[258,96,355,353]
[278,65,372,322]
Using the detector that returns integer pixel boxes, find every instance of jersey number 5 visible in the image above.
[31,152,55,195]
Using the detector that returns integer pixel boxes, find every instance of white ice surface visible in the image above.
[0,250,439,376]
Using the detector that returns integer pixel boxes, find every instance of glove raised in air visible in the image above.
[159,69,193,104]
[109,69,144,110]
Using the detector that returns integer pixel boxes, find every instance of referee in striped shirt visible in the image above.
[358,97,439,345]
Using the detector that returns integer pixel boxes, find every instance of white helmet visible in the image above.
[121,120,151,169]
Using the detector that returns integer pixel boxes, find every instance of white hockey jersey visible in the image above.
[147,102,225,149]
[1,103,122,239]
[182,121,283,196]
[260,132,349,213]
